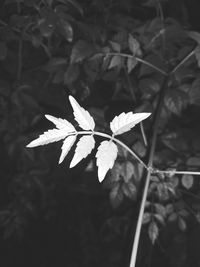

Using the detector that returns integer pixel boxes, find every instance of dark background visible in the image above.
[0,0,200,267]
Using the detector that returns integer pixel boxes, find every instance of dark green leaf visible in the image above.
[59,19,73,42]
[70,40,95,63]
[148,221,159,244]
[164,89,188,115]
[181,174,193,189]
[128,34,141,56]
[110,183,124,208]
[122,181,137,200]
[127,57,137,73]
[143,212,151,224]
[108,55,122,69]
[64,64,80,84]
[178,216,187,231]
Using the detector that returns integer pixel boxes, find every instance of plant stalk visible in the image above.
[128,75,169,267]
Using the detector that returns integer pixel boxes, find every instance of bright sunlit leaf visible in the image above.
[59,135,76,164]
[69,95,95,130]
[96,140,118,182]
[110,111,151,136]
[70,135,95,168]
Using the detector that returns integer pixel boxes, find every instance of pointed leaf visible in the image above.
[45,114,76,131]
[70,135,95,168]
[181,174,194,189]
[110,111,151,136]
[96,141,118,182]
[69,95,95,130]
[128,34,142,56]
[148,221,159,244]
[26,129,71,147]
[108,55,122,69]
[59,135,76,164]
[127,57,137,73]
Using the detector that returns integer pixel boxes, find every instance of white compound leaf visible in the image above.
[45,114,76,132]
[70,135,95,168]
[69,95,95,130]
[110,111,151,136]
[26,129,72,148]
[96,140,118,182]
[59,135,77,164]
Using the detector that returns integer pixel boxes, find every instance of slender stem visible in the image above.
[76,131,148,169]
[155,169,200,176]
[140,122,148,147]
[17,38,23,82]
[171,49,195,74]
[129,76,169,267]
[98,52,168,76]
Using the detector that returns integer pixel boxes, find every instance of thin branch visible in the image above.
[154,169,200,176]
[76,131,148,169]
[171,49,195,74]
[129,75,169,267]
[17,38,23,82]
[140,122,148,147]
[98,52,168,76]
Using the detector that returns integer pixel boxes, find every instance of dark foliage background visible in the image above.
[0,0,200,267]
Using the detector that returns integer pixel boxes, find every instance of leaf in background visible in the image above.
[122,181,137,200]
[45,114,75,131]
[64,64,80,84]
[148,221,159,244]
[70,135,95,167]
[178,216,187,231]
[58,0,83,15]
[96,141,118,182]
[108,55,122,69]
[181,174,194,189]
[109,41,121,52]
[59,135,76,164]
[154,214,165,225]
[26,129,72,147]
[127,57,137,73]
[164,89,188,115]
[123,161,135,182]
[110,111,151,136]
[109,183,124,208]
[143,212,151,224]
[59,19,73,42]
[43,57,67,72]
[69,95,95,130]
[128,34,142,56]
[70,40,94,63]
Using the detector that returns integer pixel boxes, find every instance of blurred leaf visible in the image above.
[123,161,135,182]
[148,221,159,244]
[108,55,122,69]
[187,31,200,44]
[43,57,67,72]
[154,203,166,217]
[109,41,121,52]
[110,183,124,208]
[168,212,178,222]
[154,214,165,225]
[132,141,146,157]
[165,89,188,115]
[59,19,73,42]
[128,34,142,56]
[70,40,95,63]
[143,212,151,224]
[178,216,187,231]
[181,174,193,189]
[127,57,137,73]
[186,157,200,167]
[64,64,80,84]
[122,181,137,200]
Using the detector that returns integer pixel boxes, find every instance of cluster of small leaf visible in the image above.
[143,171,196,244]
[27,95,150,182]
